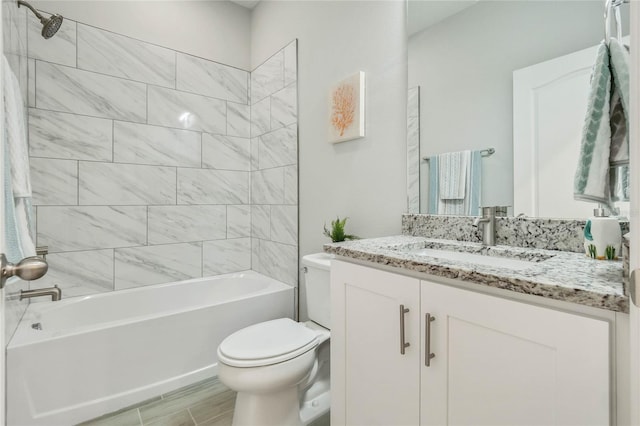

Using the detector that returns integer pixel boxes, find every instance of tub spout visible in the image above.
[20,285,62,302]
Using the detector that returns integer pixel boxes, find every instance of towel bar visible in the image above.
[422,147,495,162]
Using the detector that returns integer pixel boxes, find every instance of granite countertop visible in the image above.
[324,236,627,313]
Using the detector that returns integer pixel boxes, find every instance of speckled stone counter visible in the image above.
[324,236,627,313]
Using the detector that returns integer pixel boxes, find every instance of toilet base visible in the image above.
[300,389,330,425]
[230,388,330,426]
[232,387,302,426]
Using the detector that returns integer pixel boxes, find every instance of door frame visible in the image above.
[629,1,640,425]
[0,1,7,423]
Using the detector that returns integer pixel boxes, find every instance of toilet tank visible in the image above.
[302,253,332,329]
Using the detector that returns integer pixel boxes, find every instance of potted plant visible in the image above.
[324,217,359,242]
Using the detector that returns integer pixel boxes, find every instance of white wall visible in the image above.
[409,1,629,209]
[251,0,407,318]
[30,0,252,69]
[251,0,407,319]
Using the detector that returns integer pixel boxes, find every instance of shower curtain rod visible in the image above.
[421,148,495,162]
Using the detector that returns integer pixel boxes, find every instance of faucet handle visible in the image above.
[0,254,49,288]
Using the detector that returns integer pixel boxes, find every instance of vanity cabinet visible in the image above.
[331,260,611,426]
[420,279,609,426]
[330,259,421,425]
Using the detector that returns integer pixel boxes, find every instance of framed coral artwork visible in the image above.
[329,71,365,143]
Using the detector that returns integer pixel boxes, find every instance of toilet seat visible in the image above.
[218,318,319,368]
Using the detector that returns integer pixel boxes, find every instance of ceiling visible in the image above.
[230,0,261,9]
[229,0,478,36]
[408,0,478,37]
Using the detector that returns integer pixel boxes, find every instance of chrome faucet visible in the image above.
[20,285,62,302]
[473,207,497,246]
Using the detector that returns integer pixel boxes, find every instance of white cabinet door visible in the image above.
[331,260,421,426]
[420,281,610,426]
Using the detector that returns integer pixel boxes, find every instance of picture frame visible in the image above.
[328,71,365,143]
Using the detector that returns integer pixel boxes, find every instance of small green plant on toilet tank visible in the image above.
[324,217,359,243]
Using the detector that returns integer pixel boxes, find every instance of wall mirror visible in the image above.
[406,0,630,219]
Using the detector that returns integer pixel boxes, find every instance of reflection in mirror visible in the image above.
[425,149,483,215]
[513,35,630,219]
[407,0,630,218]
[407,87,420,213]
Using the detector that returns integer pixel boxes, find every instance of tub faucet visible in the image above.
[473,207,497,246]
[20,285,62,302]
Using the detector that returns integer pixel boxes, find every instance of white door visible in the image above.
[330,261,420,426]
[420,281,610,426]
[628,3,640,425]
[513,38,627,219]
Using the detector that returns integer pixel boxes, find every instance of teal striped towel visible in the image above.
[439,151,468,200]
[428,150,481,215]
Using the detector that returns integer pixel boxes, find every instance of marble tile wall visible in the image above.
[3,0,30,341]
[250,41,299,287]
[407,87,419,213]
[27,16,294,298]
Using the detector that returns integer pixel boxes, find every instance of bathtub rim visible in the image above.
[9,270,293,348]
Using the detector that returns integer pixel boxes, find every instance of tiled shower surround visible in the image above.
[27,14,298,296]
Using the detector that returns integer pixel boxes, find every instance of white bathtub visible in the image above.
[7,270,294,426]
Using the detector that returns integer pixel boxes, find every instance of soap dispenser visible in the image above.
[584,208,622,260]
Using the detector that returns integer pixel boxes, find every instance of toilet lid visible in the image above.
[218,318,319,367]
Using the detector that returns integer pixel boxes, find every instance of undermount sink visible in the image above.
[408,248,544,270]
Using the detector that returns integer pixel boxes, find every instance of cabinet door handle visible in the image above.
[399,304,410,354]
[425,313,436,366]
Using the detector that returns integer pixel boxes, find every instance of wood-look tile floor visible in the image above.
[78,377,236,426]
[78,377,330,426]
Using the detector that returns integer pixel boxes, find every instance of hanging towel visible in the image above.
[574,39,630,208]
[467,150,482,214]
[3,141,24,264]
[608,38,629,166]
[2,55,35,262]
[428,156,440,214]
[428,150,482,215]
[439,151,468,200]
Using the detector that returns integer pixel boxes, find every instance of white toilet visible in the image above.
[217,253,332,426]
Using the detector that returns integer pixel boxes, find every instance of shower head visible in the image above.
[41,13,63,39]
[17,0,63,39]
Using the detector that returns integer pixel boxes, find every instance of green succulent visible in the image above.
[605,245,616,260]
[324,217,359,243]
